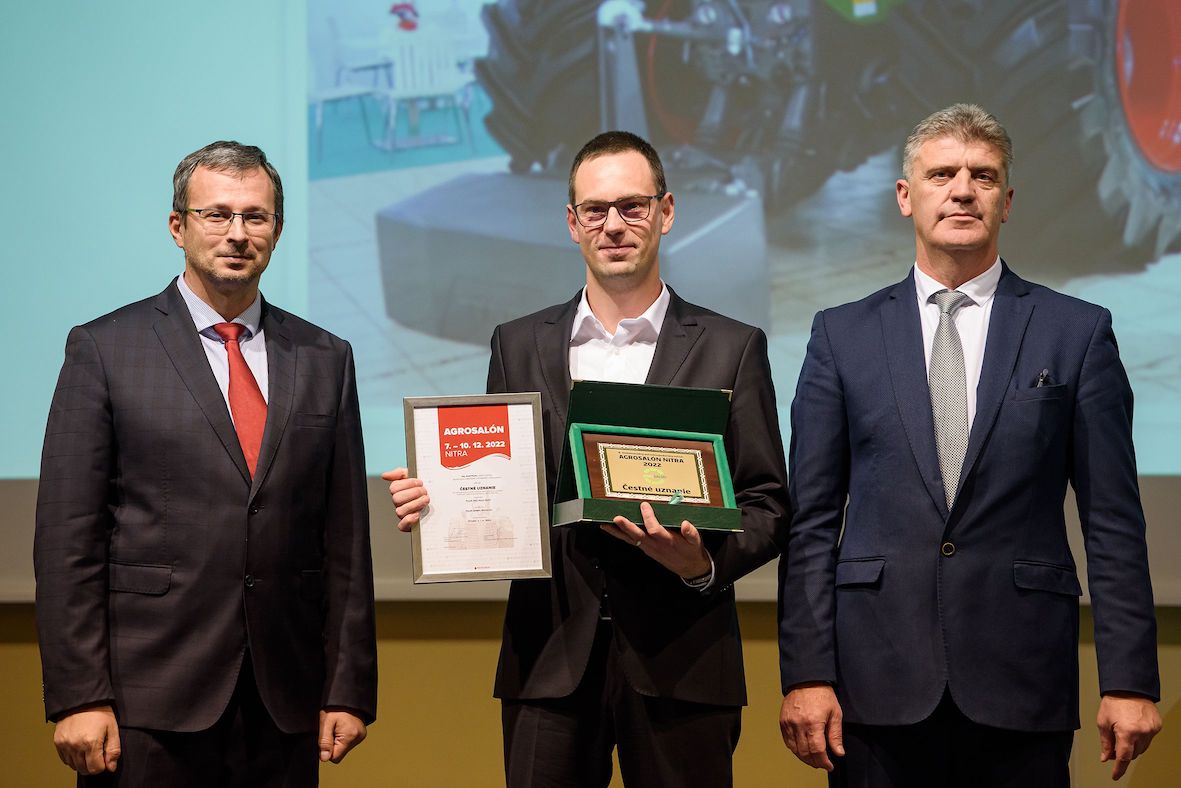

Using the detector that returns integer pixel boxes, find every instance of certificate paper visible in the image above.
[405,393,550,583]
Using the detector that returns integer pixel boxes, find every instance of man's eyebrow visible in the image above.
[582,194,648,202]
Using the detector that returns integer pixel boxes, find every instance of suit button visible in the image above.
[591,560,601,570]
[940,542,956,557]
[249,505,260,515]
[244,574,255,588]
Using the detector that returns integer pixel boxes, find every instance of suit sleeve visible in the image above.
[486,325,508,396]
[708,327,791,589]
[1071,309,1159,700]
[777,312,848,692]
[320,342,379,721]
[34,326,117,721]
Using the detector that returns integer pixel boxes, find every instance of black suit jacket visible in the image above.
[35,279,378,734]
[779,264,1159,731]
[488,288,790,706]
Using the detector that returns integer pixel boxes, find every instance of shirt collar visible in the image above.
[913,257,1002,308]
[570,282,670,346]
[175,273,263,339]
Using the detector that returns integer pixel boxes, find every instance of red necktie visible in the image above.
[212,322,268,477]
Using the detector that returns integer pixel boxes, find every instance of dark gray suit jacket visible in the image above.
[35,279,378,733]
[779,263,1158,731]
[489,288,790,706]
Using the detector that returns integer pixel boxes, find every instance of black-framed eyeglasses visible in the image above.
[572,192,666,228]
[185,208,279,235]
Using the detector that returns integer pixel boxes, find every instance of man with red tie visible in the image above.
[34,141,377,786]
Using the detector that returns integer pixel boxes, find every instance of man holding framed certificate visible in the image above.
[385,131,789,787]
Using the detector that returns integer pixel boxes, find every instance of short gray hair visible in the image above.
[902,103,1013,183]
[172,140,284,221]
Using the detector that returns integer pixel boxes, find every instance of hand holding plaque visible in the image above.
[600,500,714,580]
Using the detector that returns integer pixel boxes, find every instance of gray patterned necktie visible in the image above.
[929,289,970,509]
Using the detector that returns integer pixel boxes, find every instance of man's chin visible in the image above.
[932,232,993,253]
[209,268,262,289]
[591,260,639,278]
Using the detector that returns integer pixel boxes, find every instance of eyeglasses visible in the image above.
[572,192,665,228]
[185,208,279,235]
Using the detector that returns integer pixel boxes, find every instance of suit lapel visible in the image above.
[959,263,1033,490]
[153,280,252,485]
[880,273,948,518]
[645,288,703,386]
[534,294,579,447]
[250,301,295,500]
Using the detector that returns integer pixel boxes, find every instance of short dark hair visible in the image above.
[902,103,1013,183]
[567,130,667,205]
[172,140,284,222]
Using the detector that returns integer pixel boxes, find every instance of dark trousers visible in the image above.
[830,689,1074,788]
[502,620,742,788]
[81,656,318,788]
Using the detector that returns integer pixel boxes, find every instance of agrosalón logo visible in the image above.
[437,404,512,469]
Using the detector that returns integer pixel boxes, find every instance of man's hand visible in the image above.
[319,709,367,764]
[1097,692,1161,780]
[780,683,844,772]
[601,501,711,580]
[381,467,429,532]
[54,705,120,775]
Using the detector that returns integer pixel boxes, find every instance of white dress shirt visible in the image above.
[567,283,713,588]
[913,258,1001,430]
[568,283,670,382]
[175,273,269,411]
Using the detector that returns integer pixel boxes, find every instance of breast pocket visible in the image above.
[293,412,336,429]
[1012,383,1067,402]
[1007,384,1069,450]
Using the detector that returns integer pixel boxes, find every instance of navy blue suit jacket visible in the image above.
[778,263,1158,731]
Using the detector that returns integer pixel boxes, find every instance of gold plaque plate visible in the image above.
[597,443,709,503]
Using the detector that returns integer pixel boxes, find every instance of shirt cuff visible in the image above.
[682,554,716,592]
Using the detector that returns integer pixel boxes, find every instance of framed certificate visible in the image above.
[404,393,550,583]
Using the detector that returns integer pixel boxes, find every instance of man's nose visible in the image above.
[225,214,250,240]
[949,169,975,199]
[602,204,628,232]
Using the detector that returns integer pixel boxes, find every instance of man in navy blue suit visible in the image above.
[777,104,1161,786]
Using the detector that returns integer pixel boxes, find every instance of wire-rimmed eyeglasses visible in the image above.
[185,208,279,235]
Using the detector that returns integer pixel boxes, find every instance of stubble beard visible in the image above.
[189,251,263,293]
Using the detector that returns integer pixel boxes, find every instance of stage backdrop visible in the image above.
[2,0,1178,602]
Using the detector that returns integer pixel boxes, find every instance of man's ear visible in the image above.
[659,192,675,235]
[168,211,185,249]
[567,205,580,244]
[896,180,912,218]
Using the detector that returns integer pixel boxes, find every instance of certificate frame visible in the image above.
[404,392,551,583]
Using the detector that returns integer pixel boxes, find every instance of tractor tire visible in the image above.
[474,0,602,176]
